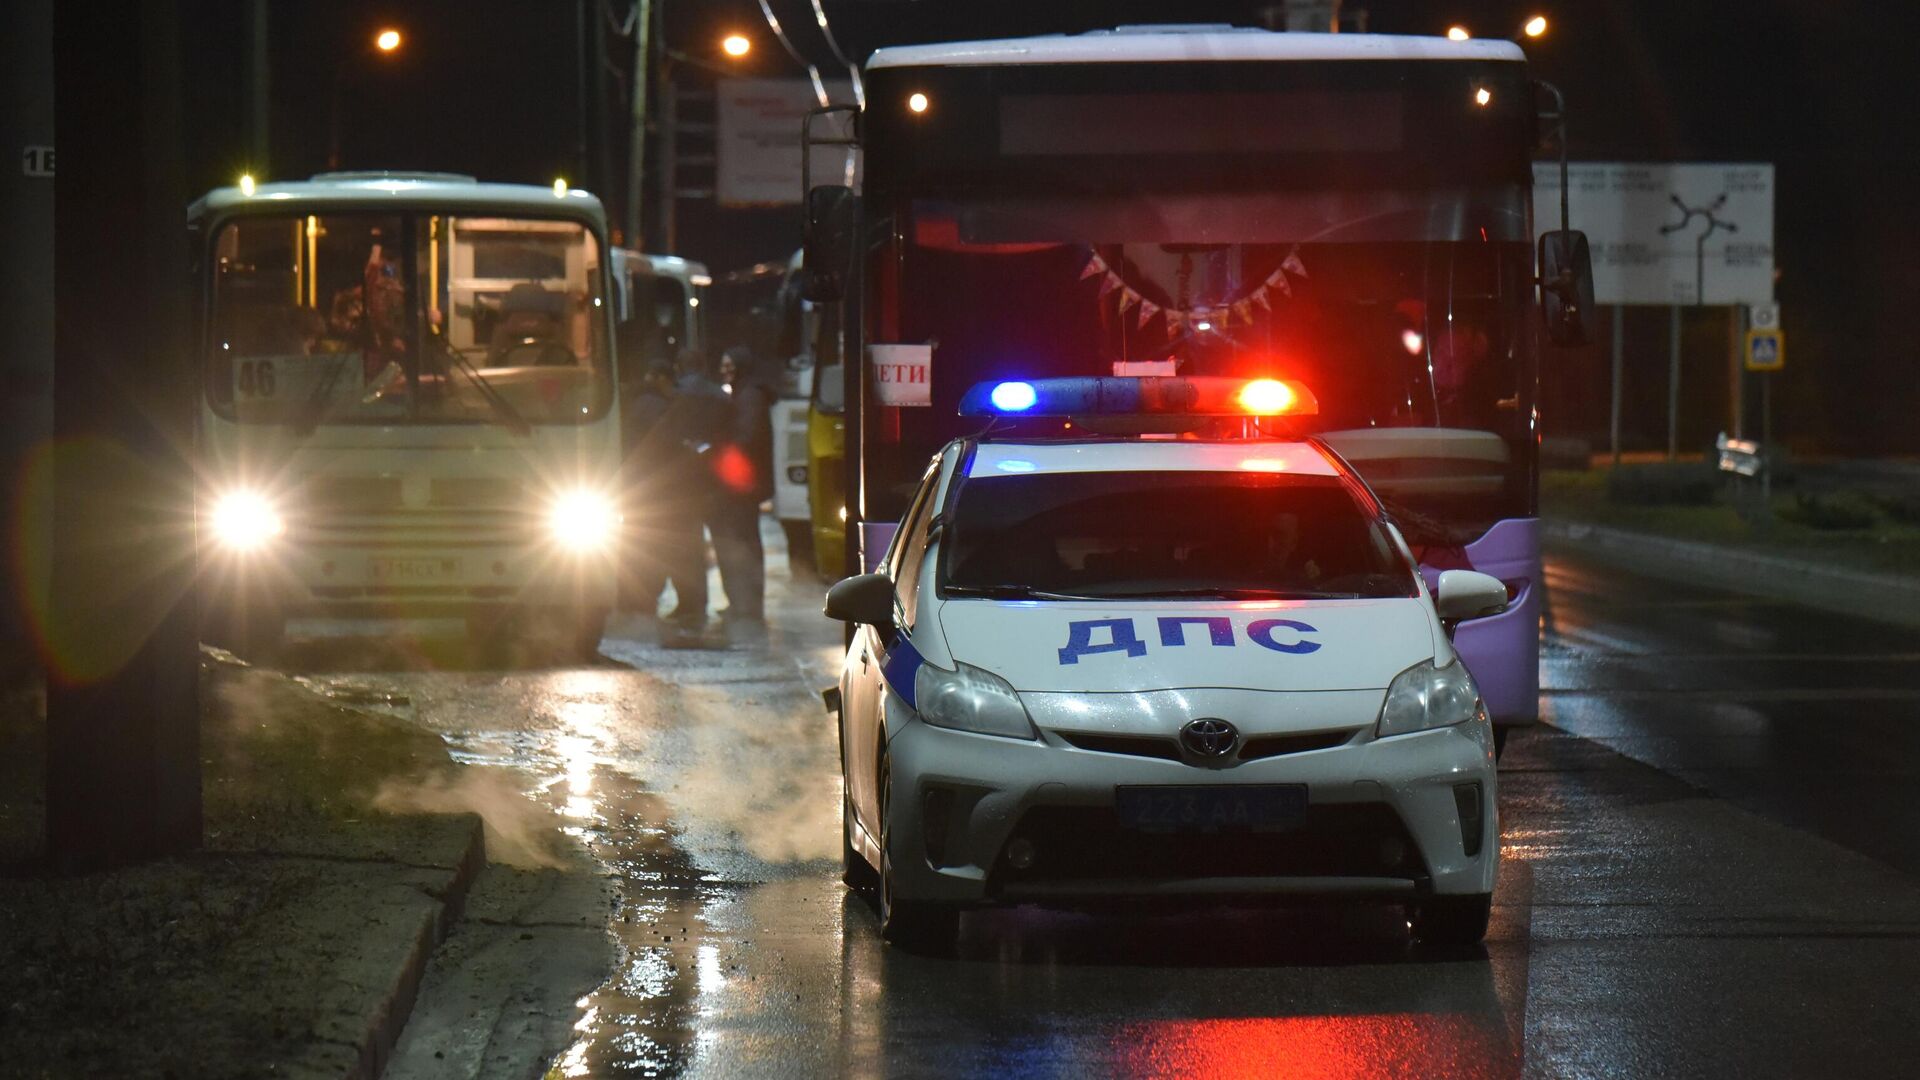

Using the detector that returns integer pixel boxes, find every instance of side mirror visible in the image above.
[1435,570,1509,622]
[803,185,856,303]
[1538,230,1595,347]
[824,572,894,628]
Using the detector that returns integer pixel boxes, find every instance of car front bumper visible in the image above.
[882,714,1497,907]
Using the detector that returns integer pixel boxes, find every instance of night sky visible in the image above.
[176,0,1920,454]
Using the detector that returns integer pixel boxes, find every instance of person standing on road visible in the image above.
[658,348,732,636]
[626,352,726,636]
[708,347,773,629]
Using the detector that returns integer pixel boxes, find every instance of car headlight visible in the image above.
[549,489,622,552]
[1376,658,1485,738]
[913,660,1037,740]
[209,490,284,551]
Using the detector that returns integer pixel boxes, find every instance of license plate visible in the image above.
[368,557,461,581]
[1114,785,1308,832]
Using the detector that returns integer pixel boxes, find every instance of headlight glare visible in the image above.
[913,660,1036,740]
[549,489,622,552]
[1376,658,1484,738]
[210,490,284,551]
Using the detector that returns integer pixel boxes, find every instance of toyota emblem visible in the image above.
[1180,718,1239,758]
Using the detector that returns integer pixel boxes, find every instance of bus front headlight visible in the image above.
[209,490,284,551]
[548,489,622,552]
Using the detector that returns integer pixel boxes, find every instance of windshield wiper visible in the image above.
[433,336,530,436]
[293,351,352,436]
[945,584,1101,601]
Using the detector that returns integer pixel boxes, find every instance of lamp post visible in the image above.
[327,27,406,170]
[626,17,755,252]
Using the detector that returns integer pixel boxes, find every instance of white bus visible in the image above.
[192,172,625,656]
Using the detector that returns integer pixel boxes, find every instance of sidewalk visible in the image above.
[1542,465,1920,628]
[1,655,487,1079]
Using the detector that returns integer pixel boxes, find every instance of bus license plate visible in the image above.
[1115,785,1308,832]
[369,557,460,581]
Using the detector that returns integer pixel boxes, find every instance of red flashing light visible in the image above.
[1237,378,1298,415]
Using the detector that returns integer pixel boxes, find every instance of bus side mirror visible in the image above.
[824,572,894,629]
[803,185,856,304]
[1538,230,1595,347]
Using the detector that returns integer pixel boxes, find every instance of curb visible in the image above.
[347,814,489,1080]
[1543,520,1920,629]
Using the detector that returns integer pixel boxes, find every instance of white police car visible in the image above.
[825,377,1506,952]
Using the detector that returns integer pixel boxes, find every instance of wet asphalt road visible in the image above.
[280,535,1920,1078]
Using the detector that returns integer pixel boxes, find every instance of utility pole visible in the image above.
[48,0,202,869]
[590,0,612,200]
[625,0,653,247]
[247,0,269,173]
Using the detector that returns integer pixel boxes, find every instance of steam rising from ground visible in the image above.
[374,768,570,870]
[655,678,841,866]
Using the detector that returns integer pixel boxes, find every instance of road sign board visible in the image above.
[1747,302,1780,331]
[1745,328,1785,372]
[1533,162,1775,306]
[715,78,858,206]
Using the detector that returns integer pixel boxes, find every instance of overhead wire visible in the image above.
[756,0,829,106]
[808,0,865,108]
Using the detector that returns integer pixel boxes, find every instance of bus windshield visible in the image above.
[858,60,1538,544]
[206,211,611,427]
[867,188,1533,541]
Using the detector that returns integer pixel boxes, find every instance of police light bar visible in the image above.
[958,376,1319,418]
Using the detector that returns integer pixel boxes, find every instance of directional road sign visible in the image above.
[1533,162,1775,306]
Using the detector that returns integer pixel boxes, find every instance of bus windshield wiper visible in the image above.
[945,584,1101,601]
[293,351,352,436]
[434,337,530,436]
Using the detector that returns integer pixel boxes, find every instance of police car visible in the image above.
[825,377,1505,951]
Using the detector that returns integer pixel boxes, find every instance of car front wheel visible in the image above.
[877,749,959,954]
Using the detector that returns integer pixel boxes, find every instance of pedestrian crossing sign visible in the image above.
[1745,328,1785,372]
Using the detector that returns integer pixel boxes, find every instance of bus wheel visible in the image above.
[782,521,816,579]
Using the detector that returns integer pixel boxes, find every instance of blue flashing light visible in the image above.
[989,381,1038,412]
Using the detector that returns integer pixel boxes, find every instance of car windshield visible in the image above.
[943,468,1418,600]
[205,211,611,426]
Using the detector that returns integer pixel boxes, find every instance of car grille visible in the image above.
[988,802,1426,889]
[1057,732,1183,762]
[1239,729,1359,760]
[1053,727,1362,765]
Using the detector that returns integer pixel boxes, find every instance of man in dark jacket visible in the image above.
[626,353,726,634]
[707,347,774,629]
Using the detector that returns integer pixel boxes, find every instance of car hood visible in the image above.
[934,597,1435,694]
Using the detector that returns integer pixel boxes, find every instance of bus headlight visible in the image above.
[209,490,284,551]
[548,489,622,552]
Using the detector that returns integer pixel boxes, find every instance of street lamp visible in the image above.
[329,28,410,169]
[721,33,751,58]
[1446,26,1471,41]
[1523,16,1549,38]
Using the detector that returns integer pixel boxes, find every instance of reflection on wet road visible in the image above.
[277,538,1920,1077]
